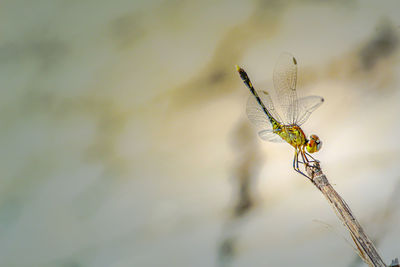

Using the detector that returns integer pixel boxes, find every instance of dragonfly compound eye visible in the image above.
[306,135,322,153]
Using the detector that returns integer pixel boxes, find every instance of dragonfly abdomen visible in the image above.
[236,66,282,130]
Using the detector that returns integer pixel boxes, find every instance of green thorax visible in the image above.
[274,124,307,148]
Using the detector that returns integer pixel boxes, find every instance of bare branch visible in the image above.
[306,163,387,267]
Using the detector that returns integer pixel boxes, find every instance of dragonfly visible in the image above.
[236,53,324,178]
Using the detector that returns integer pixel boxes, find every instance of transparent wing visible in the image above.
[273,52,299,125]
[246,91,284,143]
[295,95,324,126]
[258,129,285,142]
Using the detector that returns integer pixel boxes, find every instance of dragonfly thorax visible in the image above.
[277,124,307,148]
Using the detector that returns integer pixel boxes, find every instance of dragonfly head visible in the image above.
[306,134,322,153]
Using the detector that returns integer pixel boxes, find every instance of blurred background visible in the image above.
[1,0,400,266]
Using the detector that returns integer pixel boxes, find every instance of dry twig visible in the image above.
[305,163,388,267]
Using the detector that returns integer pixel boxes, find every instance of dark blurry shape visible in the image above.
[29,39,69,70]
[217,120,263,267]
[232,133,262,217]
[208,70,227,86]
[389,258,399,267]
[324,20,399,93]
[62,262,81,267]
[109,13,145,49]
[166,0,289,109]
[218,236,236,267]
[234,162,254,217]
[360,19,398,70]
[230,121,263,217]
[0,38,68,70]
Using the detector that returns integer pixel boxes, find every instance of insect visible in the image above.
[236,53,324,178]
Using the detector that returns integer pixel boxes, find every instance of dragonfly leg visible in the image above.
[293,150,298,167]
[305,151,319,163]
[298,147,309,165]
[293,149,311,180]
[300,149,308,164]
[301,149,320,176]
[301,147,319,166]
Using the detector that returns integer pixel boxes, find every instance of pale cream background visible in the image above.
[1,0,400,266]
